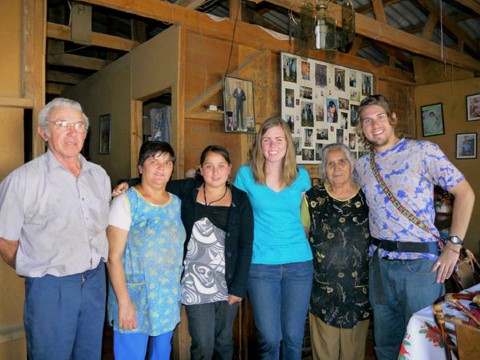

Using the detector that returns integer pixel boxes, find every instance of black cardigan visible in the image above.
[167,178,253,298]
[126,177,254,298]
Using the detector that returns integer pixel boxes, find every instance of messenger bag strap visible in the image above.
[369,150,443,249]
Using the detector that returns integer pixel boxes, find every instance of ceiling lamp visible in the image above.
[313,0,336,50]
[291,1,355,55]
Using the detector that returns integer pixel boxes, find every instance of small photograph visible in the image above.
[302,148,315,161]
[326,98,339,123]
[315,104,324,122]
[362,74,372,96]
[456,133,477,159]
[317,128,329,140]
[349,133,356,150]
[420,103,444,137]
[340,112,349,129]
[300,86,313,100]
[350,90,360,102]
[336,128,344,144]
[466,93,480,121]
[315,143,323,161]
[283,56,297,83]
[349,70,357,87]
[285,114,295,133]
[293,136,301,155]
[304,128,313,147]
[225,111,237,131]
[285,88,295,108]
[338,97,349,110]
[301,61,311,81]
[301,101,314,127]
[334,68,345,91]
[350,104,359,127]
[315,63,328,87]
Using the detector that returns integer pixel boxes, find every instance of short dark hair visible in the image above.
[137,141,176,168]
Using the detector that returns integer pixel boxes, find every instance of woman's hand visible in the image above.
[118,301,138,330]
[227,294,242,305]
[112,182,129,197]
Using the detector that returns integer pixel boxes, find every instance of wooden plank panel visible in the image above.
[47,22,139,51]
[47,53,109,70]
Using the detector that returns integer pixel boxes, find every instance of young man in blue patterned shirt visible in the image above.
[354,95,475,360]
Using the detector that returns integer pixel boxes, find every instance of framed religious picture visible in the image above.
[420,103,445,137]
[456,132,477,159]
[99,114,111,155]
[224,76,255,133]
[466,93,480,121]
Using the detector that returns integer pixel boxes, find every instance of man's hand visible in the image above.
[0,238,19,269]
[112,182,129,197]
[432,243,461,283]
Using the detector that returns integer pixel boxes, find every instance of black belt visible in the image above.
[372,238,438,254]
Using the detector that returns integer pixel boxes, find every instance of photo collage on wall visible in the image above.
[281,52,373,164]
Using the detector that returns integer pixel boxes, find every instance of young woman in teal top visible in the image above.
[234,117,313,359]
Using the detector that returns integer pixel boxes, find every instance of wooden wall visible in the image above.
[0,0,43,360]
[415,78,480,252]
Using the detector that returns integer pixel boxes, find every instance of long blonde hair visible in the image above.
[249,117,298,186]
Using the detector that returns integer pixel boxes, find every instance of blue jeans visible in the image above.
[113,331,173,360]
[369,257,444,360]
[24,263,106,360]
[185,301,239,360]
[248,261,313,360]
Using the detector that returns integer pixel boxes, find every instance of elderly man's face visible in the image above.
[325,148,352,187]
[39,107,87,161]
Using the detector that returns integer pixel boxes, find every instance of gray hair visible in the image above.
[38,98,89,136]
[320,143,355,180]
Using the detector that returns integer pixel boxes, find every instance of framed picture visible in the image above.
[99,114,111,155]
[224,76,255,133]
[466,93,480,121]
[420,103,444,137]
[456,132,477,159]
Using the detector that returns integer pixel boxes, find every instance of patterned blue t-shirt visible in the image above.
[354,139,464,260]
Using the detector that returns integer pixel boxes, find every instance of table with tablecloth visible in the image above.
[398,284,480,360]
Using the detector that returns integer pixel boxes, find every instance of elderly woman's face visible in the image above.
[325,148,352,186]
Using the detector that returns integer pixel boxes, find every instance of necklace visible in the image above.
[203,184,228,206]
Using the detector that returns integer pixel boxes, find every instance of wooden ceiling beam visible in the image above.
[46,83,71,95]
[47,22,139,52]
[267,0,480,72]
[46,70,86,84]
[421,13,437,40]
[455,0,480,16]
[415,0,478,52]
[371,0,387,23]
[78,0,480,73]
[47,53,109,70]
[175,0,207,9]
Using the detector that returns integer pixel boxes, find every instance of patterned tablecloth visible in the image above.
[398,284,480,360]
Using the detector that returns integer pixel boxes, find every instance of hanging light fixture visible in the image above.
[292,1,355,55]
[313,0,336,50]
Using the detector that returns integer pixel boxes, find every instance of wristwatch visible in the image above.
[446,235,464,245]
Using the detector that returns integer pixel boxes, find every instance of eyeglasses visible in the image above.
[50,120,88,133]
